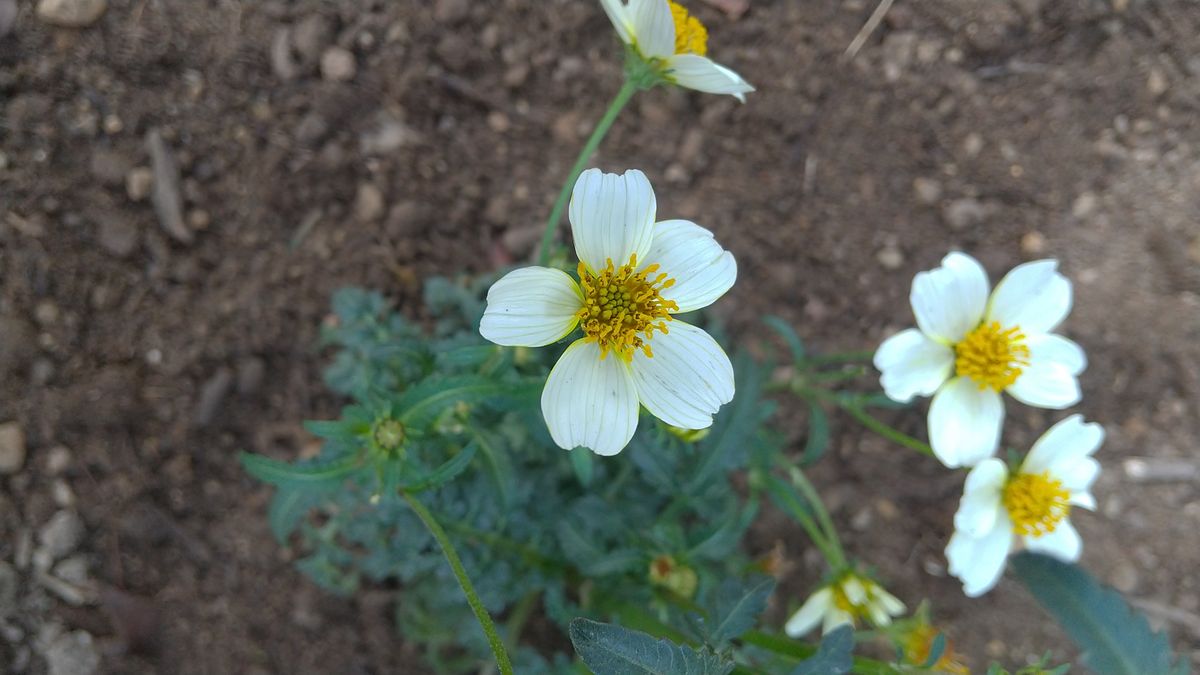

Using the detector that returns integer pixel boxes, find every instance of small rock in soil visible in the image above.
[292,14,333,64]
[270,28,298,81]
[145,129,193,244]
[359,115,419,155]
[125,166,153,201]
[354,183,385,223]
[0,0,17,38]
[0,421,26,475]
[876,246,904,270]
[320,47,356,81]
[38,511,85,561]
[0,315,36,377]
[942,197,988,230]
[96,213,139,258]
[193,368,233,428]
[1020,230,1046,255]
[236,356,265,394]
[36,0,106,27]
[43,630,100,675]
[912,177,942,204]
[45,445,73,475]
[89,149,129,186]
[53,556,88,584]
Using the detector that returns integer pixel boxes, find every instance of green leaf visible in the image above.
[267,487,323,543]
[1012,552,1188,675]
[239,452,364,489]
[763,474,814,523]
[555,521,642,577]
[568,618,734,675]
[801,403,829,465]
[789,625,853,675]
[397,375,510,429]
[474,431,517,508]
[705,576,776,646]
[687,500,757,561]
[401,442,478,493]
[763,316,806,363]
[920,633,946,669]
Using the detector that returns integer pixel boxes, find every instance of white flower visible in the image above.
[599,0,754,101]
[946,415,1103,597]
[873,252,1086,468]
[479,168,737,456]
[784,573,906,637]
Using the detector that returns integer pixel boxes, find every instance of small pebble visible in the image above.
[38,511,85,561]
[320,47,357,82]
[126,167,154,202]
[46,445,73,475]
[36,0,107,27]
[942,198,988,230]
[876,246,904,270]
[354,183,385,223]
[0,422,26,475]
[1072,191,1098,218]
[1020,231,1047,255]
[912,177,942,204]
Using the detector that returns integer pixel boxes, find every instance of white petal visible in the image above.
[663,54,755,102]
[1023,415,1105,474]
[599,0,634,44]
[986,259,1072,334]
[953,459,1008,537]
[910,252,990,344]
[946,520,1013,597]
[569,168,657,273]
[1024,519,1082,562]
[1070,489,1097,511]
[873,329,955,403]
[928,377,1004,468]
[841,577,867,606]
[866,603,892,627]
[1007,363,1081,409]
[784,588,832,638]
[628,0,675,58]
[541,340,639,456]
[874,588,906,616]
[641,219,736,313]
[630,321,734,429]
[479,267,582,347]
[822,608,854,634]
[1025,333,1087,375]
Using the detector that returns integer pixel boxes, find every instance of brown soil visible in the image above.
[2,0,1198,673]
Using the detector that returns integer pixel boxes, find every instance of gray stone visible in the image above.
[38,511,84,561]
[145,129,193,244]
[36,0,106,27]
[0,422,25,475]
[320,47,356,82]
[354,183,385,223]
[125,166,153,201]
[43,630,100,675]
[236,357,265,395]
[359,115,419,155]
[96,213,139,258]
[192,368,232,428]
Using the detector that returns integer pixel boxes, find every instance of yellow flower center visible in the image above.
[1003,471,1071,537]
[669,2,709,56]
[903,624,970,674]
[576,255,677,361]
[954,321,1030,391]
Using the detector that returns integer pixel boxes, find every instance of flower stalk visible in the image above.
[402,491,514,675]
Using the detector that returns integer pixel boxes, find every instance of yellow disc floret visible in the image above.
[576,254,677,361]
[1003,471,1070,537]
[954,321,1030,391]
[669,2,709,56]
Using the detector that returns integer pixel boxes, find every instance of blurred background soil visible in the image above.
[1,0,1198,672]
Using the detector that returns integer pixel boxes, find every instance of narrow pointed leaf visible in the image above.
[239,452,364,488]
[401,442,478,492]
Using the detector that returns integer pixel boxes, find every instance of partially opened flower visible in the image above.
[599,0,754,101]
[873,252,1086,468]
[946,415,1103,597]
[784,572,905,637]
[480,168,736,456]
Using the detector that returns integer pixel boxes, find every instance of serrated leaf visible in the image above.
[1012,552,1187,675]
[801,403,829,465]
[555,520,642,577]
[789,625,853,675]
[401,442,478,492]
[239,452,365,488]
[569,618,734,675]
[705,576,776,646]
[763,316,806,363]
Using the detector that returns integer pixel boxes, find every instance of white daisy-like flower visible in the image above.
[784,573,906,637]
[946,414,1103,597]
[599,0,755,101]
[873,252,1086,468]
[479,168,736,456]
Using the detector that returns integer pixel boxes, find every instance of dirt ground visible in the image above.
[2,0,1199,672]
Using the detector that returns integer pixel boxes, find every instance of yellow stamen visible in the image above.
[954,321,1030,391]
[1003,471,1070,537]
[669,2,708,56]
[576,254,677,362]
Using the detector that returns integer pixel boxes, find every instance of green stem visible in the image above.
[842,404,935,458]
[787,466,847,569]
[536,77,640,266]
[740,630,898,674]
[403,492,514,675]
